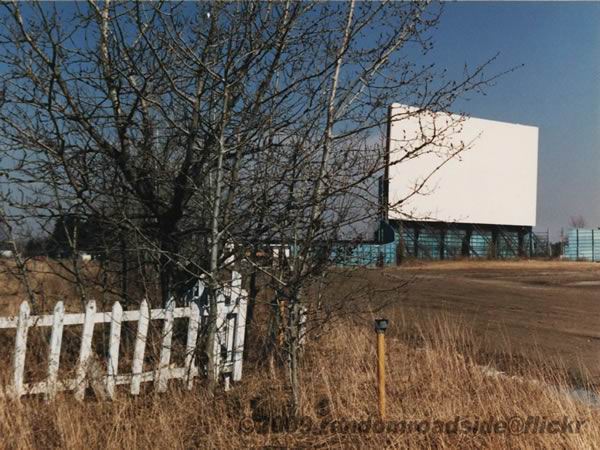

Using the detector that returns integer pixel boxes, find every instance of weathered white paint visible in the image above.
[11,301,30,399]
[106,301,123,399]
[131,299,150,395]
[231,276,247,382]
[387,104,538,227]
[1,271,248,400]
[212,291,226,382]
[46,301,65,400]
[156,298,175,393]
[75,300,96,400]
[184,302,201,390]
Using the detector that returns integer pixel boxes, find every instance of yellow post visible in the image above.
[377,332,386,419]
[374,319,388,420]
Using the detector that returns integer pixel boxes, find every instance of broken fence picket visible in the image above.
[0,271,248,400]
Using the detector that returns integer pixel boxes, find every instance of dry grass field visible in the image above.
[0,259,110,315]
[363,260,600,381]
[0,259,599,448]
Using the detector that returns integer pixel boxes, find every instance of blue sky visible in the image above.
[2,2,598,239]
[423,2,600,236]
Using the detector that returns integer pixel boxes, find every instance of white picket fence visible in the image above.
[0,271,248,400]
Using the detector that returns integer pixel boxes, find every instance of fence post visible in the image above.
[12,301,30,399]
[46,301,65,400]
[593,230,595,262]
[529,230,533,257]
[212,292,227,382]
[232,291,248,383]
[106,301,123,399]
[576,229,580,260]
[156,298,175,393]
[413,224,419,258]
[230,271,247,382]
[439,228,446,260]
[224,314,236,385]
[131,299,150,395]
[185,301,201,390]
[75,300,97,400]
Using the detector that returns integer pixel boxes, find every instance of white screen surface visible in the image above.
[387,104,538,227]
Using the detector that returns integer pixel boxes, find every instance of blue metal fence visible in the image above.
[564,228,600,261]
[299,223,550,268]
[332,240,397,267]
[332,221,398,267]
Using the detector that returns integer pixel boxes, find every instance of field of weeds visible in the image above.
[0,260,597,449]
[0,316,596,449]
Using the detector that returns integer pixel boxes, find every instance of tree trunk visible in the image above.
[205,91,228,388]
[287,295,303,414]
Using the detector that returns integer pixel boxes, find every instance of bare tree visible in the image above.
[569,215,586,229]
[0,1,504,399]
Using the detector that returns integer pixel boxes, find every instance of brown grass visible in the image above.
[0,315,597,448]
[0,259,107,315]
[390,258,600,271]
[0,263,598,448]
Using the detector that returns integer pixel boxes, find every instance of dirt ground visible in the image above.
[327,260,600,383]
[4,258,600,384]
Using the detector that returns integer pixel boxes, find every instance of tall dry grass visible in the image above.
[0,313,596,449]
[0,263,597,448]
[0,259,108,315]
